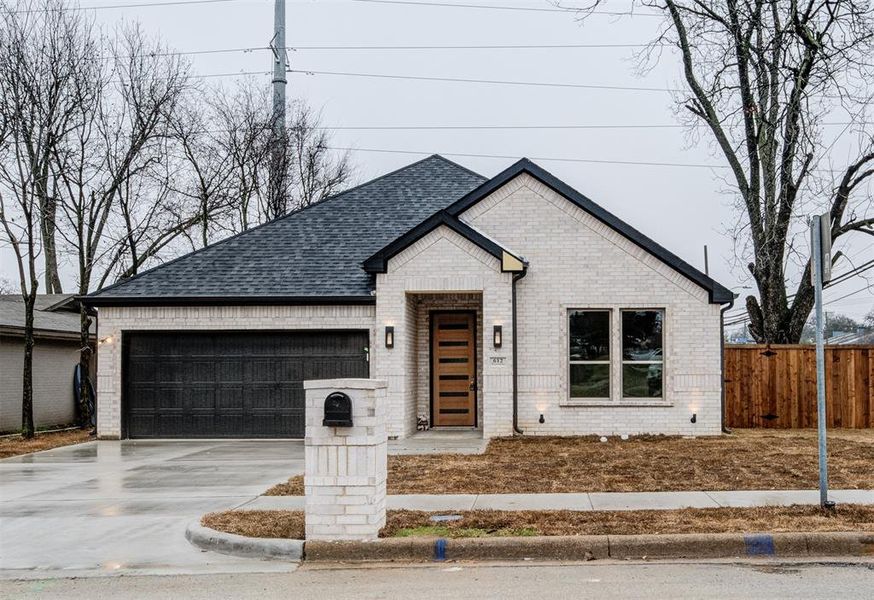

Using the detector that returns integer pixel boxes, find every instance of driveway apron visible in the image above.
[0,440,303,578]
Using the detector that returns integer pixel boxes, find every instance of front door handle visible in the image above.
[469,380,477,391]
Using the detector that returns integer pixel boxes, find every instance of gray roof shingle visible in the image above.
[88,155,486,303]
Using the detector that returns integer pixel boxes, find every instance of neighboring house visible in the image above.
[86,156,734,440]
[0,295,94,432]
[827,329,874,345]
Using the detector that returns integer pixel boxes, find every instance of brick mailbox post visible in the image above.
[303,378,388,541]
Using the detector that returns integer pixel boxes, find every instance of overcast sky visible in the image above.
[4,0,873,322]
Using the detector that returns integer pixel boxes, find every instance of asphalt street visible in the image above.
[2,559,873,599]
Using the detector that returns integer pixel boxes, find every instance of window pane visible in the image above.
[570,364,610,398]
[569,311,610,361]
[622,310,663,361]
[623,364,662,398]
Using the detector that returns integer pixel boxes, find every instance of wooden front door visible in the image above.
[431,312,476,427]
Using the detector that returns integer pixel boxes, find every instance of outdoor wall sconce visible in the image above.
[539,414,545,424]
[493,325,503,349]
[385,326,394,349]
[690,413,697,424]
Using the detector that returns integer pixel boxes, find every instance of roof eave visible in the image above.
[82,295,376,307]
[447,158,735,304]
[362,211,527,275]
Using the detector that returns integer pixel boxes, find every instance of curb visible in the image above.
[185,521,303,561]
[305,531,874,562]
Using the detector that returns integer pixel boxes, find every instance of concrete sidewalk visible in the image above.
[239,489,874,512]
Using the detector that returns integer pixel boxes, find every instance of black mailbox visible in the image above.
[322,392,353,427]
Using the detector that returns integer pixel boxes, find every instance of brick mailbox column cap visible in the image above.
[303,378,387,390]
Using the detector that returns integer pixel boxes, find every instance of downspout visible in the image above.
[512,268,528,435]
[719,296,737,434]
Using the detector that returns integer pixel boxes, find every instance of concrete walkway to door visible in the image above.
[0,440,303,579]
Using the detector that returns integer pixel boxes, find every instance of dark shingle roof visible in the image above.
[87,155,486,304]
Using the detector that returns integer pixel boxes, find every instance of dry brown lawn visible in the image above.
[202,505,874,539]
[265,429,874,495]
[0,428,94,459]
[202,510,305,539]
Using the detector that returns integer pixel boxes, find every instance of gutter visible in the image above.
[512,269,528,435]
[719,296,738,434]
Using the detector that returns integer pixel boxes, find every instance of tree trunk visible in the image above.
[78,305,93,428]
[21,293,36,438]
[40,193,63,294]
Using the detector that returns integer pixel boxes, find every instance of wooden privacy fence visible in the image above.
[723,345,874,429]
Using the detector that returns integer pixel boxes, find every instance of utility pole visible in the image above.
[269,0,287,218]
[703,245,709,276]
[810,214,834,509]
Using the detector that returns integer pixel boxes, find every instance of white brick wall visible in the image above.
[95,305,375,439]
[95,172,725,440]
[304,379,387,541]
[372,226,514,438]
[459,173,723,436]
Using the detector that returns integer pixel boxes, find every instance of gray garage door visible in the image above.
[124,330,369,439]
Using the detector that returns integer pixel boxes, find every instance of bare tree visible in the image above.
[585,1,874,342]
[258,98,353,222]
[168,98,234,247]
[210,80,273,232]
[286,102,353,211]
[50,23,190,425]
[0,0,97,436]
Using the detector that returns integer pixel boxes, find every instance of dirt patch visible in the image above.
[201,505,874,539]
[266,429,874,495]
[201,510,305,539]
[0,428,94,459]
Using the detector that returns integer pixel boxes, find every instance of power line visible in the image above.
[126,45,269,59]
[288,68,680,92]
[349,0,663,18]
[320,122,858,130]
[326,145,729,168]
[716,260,874,325]
[725,283,874,327]
[187,70,272,79]
[12,0,247,12]
[290,42,655,50]
[12,0,662,16]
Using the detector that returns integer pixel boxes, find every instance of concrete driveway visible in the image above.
[0,440,303,578]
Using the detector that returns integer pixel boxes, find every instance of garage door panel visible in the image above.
[189,361,215,384]
[216,387,244,410]
[217,360,244,383]
[250,359,276,384]
[124,330,369,439]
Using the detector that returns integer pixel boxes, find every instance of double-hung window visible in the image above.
[621,310,664,398]
[568,310,611,400]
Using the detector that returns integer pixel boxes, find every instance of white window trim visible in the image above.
[620,308,665,401]
[560,305,673,408]
[567,308,611,402]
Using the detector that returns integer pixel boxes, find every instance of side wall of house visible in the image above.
[460,173,724,436]
[373,226,514,438]
[0,336,79,432]
[95,305,376,439]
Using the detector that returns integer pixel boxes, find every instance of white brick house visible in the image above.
[87,156,734,440]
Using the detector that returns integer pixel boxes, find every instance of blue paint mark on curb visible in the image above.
[745,534,776,556]
[434,538,447,561]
